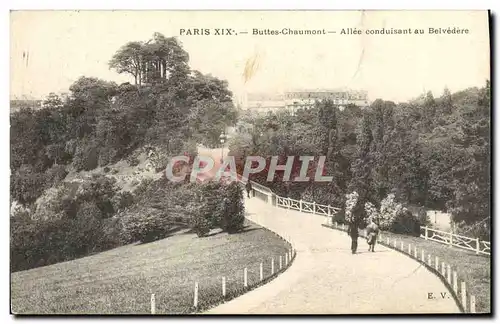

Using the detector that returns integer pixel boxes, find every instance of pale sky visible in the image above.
[10,10,490,103]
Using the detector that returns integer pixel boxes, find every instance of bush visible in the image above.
[119,208,171,243]
[97,147,117,167]
[112,191,134,212]
[44,164,68,188]
[11,166,47,205]
[32,184,74,221]
[10,201,31,219]
[127,155,140,167]
[103,166,111,173]
[185,182,223,237]
[183,181,245,236]
[406,205,429,227]
[379,193,403,231]
[390,209,421,236]
[75,175,118,218]
[10,202,116,272]
[72,138,99,171]
[133,178,154,199]
[220,182,245,233]
[190,212,211,237]
[455,220,490,242]
[332,208,346,224]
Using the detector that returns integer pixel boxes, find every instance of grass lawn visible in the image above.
[323,223,491,313]
[11,220,291,315]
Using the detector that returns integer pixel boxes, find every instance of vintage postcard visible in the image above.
[10,10,491,315]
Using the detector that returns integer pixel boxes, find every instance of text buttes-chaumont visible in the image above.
[252,28,327,35]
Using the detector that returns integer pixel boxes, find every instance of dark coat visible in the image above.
[348,223,359,238]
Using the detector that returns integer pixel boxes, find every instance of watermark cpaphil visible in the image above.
[165,155,334,183]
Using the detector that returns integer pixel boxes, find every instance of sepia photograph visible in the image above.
[9,10,491,315]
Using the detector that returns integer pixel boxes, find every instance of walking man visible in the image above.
[348,221,359,254]
[245,180,253,198]
[366,218,380,252]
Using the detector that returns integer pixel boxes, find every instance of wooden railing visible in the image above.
[237,176,341,220]
[421,226,490,256]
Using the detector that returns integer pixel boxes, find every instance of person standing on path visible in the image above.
[348,222,359,254]
[366,218,380,252]
[245,181,253,198]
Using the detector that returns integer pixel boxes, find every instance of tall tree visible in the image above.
[441,87,453,114]
[349,111,374,210]
[109,41,144,85]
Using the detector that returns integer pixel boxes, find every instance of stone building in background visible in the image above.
[242,88,370,114]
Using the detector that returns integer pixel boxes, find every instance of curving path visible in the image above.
[198,146,461,314]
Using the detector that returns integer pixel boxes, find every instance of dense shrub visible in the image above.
[379,193,404,230]
[10,165,47,205]
[11,202,119,272]
[220,182,245,233]
[10,200,31,219]
[390,209,421,236]
[406,205,429,227]
[72,138,99,171]
[112,191,134,212]
[44,164,68,187]
[32,184,74,221]
[127,155,140,167]
[190,212,212,237]
[187,182,223,237]
[455,220,490,241]
[133,178,155,199]
[119,208,171,243]
[75,175,118,218]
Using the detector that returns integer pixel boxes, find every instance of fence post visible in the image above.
[447,265,451,284]
[299,200,303,212]
[421,250,425,262]
[401,241,404,251]
[476,238,480,254]
[435,256,439,271]
[425,226,428,240]
[271,258,275,274]
[279,256,283,269]
[441,262,446,276]
[386,237,390,245]
[151,294,155,315]
[470,295,476,313]
[194,282,199,308]
[260,263,263,282]
[285,253,288,266]
[414,246,418,258]
[222,276,226,297]
[313,201,316,214]
[408,243,411,254]
[244,268,248,288]
[428,254,431,266]
[453,271,458,294]
[287,197,291,209]
[328,205,332,225]
[461,282,467,311]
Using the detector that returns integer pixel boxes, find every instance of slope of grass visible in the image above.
[323,223,491,313]
[11,220,291,315]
